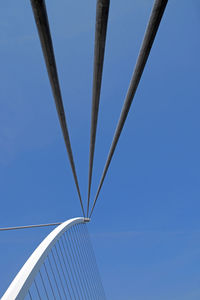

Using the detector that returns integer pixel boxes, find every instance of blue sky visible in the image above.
[0,0,200,299]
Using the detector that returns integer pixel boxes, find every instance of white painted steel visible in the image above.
[1,217,86,300]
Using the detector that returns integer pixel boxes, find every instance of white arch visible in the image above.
[1,217,89,300]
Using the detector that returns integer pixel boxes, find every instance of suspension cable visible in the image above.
[44,260,57,300]
[39,269,50,300]
[47,255,62,300]
[63,233,84,299]
[87,0,110,217]
[90,0,168,217]
[0,222,62,231]
[60,237,81,300]
[30,0,85,216]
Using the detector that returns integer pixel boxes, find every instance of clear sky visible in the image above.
[0,0,200,299]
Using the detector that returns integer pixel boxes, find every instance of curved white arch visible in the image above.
[1,217,89,300]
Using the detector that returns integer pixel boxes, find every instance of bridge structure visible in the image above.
[1,0,168,299]
[2,218,106,300]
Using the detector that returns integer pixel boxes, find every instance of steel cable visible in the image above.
[34,279,42,300]
[51,249,68,300]
[83,225,106,299]
[39,270,50,300]
[54,244,72,299]
[44,261,57,300]
[72,225,94,300]
[90,0,168,217]
[28,290,33,300]
[65,231,86,299]
[47,255,62,300]
[76,224,99,299]
[75,224,98,299]
[60,236,81,300]
[63,233,85,299]
[57,240,76,299]
[68,229,89,299]
[87,0,110,216]
[0,222,61,231]
[30,0,85,216]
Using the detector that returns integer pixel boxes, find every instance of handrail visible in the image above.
[1,217,90,300]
